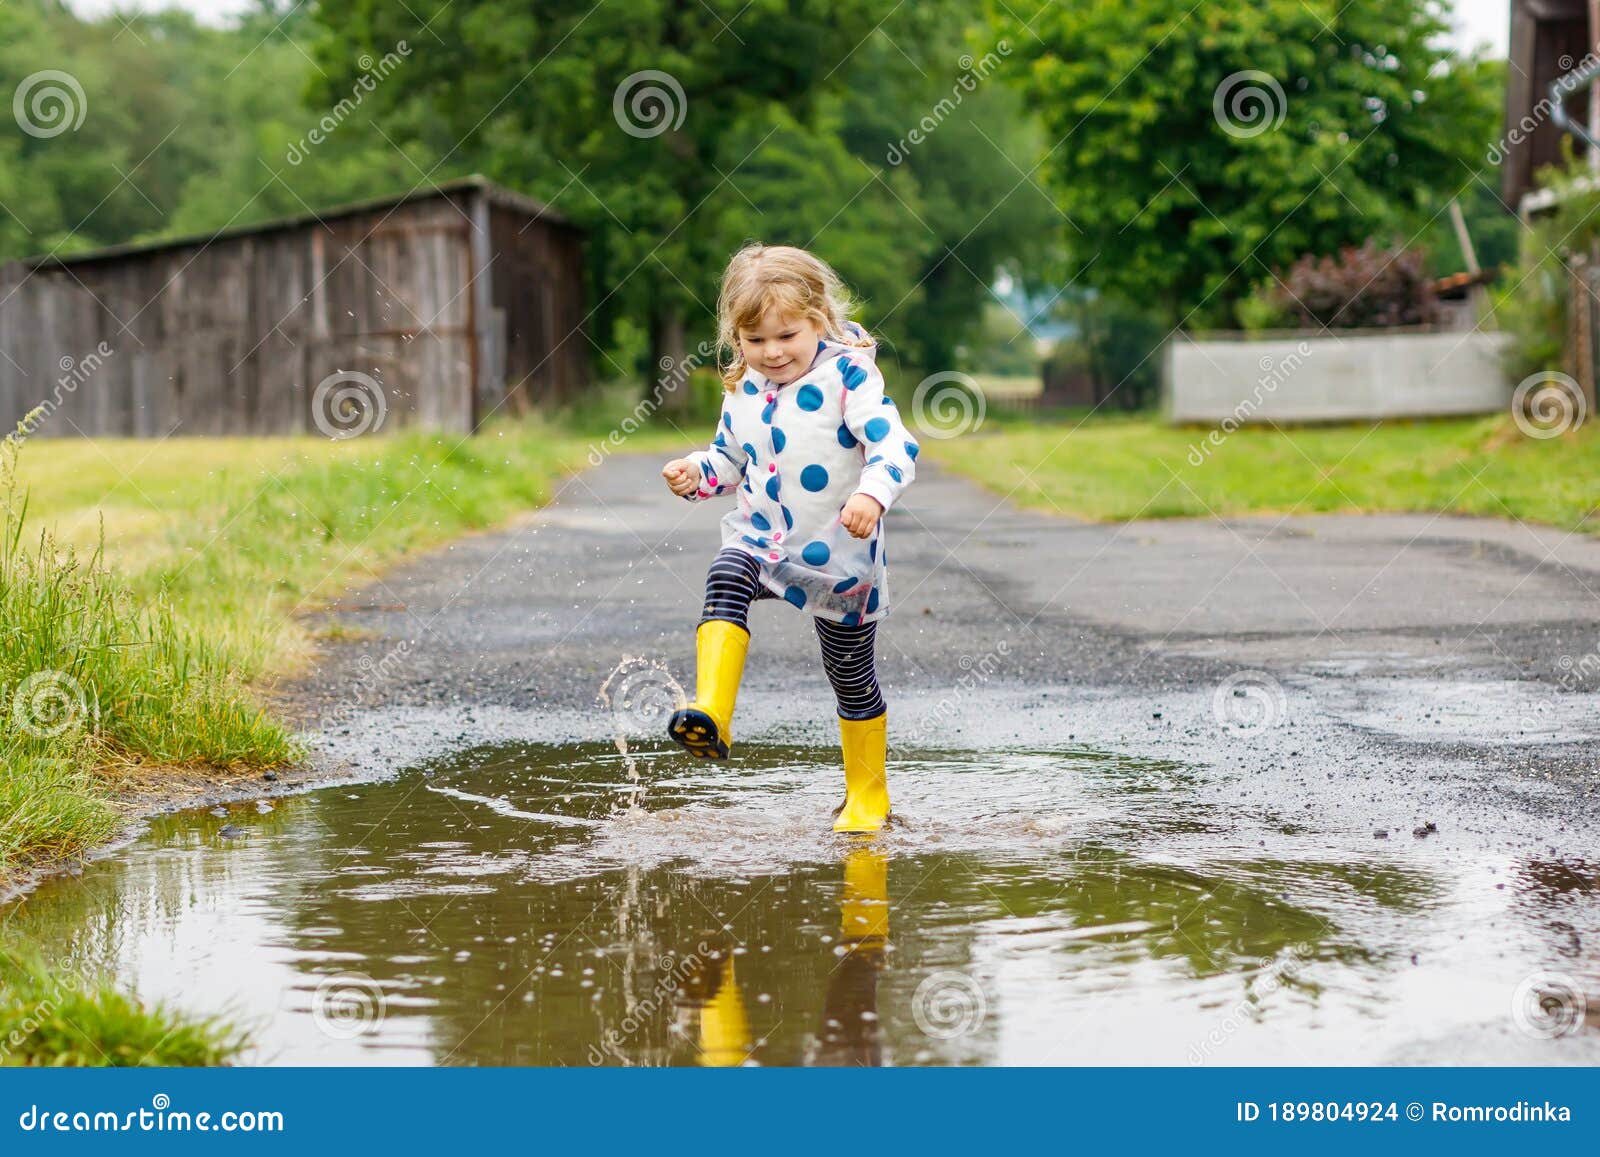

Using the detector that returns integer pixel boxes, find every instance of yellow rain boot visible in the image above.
[839,846,889,945]
[833,712,890,833]
[698,955,752,1067]
[812,847,889,1066]
[669,620,749,759]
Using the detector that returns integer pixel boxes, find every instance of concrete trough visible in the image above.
[1164,329,1513,425]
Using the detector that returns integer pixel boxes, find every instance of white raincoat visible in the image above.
[682,322,919,624]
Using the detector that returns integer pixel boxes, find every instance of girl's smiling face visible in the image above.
[738,306,823,386]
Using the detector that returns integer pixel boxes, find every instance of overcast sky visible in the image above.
[69,0,1514,56]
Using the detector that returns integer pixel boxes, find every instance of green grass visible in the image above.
[932,410,1600,531]
[0,379,693,1066]
[0,942,248,1066]
[0,387,685,883]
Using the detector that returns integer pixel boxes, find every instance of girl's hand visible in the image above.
[662,458,702,496]
[841,493,883,538]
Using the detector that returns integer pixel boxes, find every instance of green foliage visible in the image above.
[0,943,247,1066]
[1493,157,1600,382]
[1237,283,1298,332]
[1052,293,1168,410]
[1407,55,1519,277]
[990,0,1498,330]
[0,0,448,264]
[305,0,1060,385]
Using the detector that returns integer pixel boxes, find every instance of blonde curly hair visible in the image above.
[715,243,872,390]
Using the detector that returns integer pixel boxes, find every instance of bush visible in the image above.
[1259,240,1442,329]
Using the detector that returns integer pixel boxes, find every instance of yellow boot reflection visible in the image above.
[678,944,753,1067]
[809,845,890,1066]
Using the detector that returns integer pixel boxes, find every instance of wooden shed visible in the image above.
[1503,0,1597,210]
[0,176,587,438]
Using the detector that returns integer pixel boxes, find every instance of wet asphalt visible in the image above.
[275,451,1600,853]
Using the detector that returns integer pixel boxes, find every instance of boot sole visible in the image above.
[669,707,729,760]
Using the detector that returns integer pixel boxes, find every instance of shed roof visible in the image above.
[12,174,575,273]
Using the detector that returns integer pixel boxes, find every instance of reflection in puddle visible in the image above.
[3,741,1597,1064]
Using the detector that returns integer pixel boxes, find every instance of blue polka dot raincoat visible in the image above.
[681,322,919,624]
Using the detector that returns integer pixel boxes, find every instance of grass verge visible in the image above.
[0,383,689,1065]
[931,410,1600,531]
[1,390,685,879]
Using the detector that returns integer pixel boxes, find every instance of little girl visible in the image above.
[661,243,919,832]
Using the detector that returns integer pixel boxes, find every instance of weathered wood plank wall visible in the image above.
[0,181,586,438]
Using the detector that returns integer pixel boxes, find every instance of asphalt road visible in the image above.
[276,451,1600,850]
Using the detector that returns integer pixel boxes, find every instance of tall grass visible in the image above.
[0,396,687,879]
[0,412,299,878]
[0,384,692,1066]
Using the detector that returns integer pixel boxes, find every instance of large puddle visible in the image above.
[4,739,1597,1065]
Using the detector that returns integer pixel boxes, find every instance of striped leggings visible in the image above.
[700,547,886,721]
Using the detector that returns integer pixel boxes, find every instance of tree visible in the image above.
[989,0,1495,329]
[307,0,907,413]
